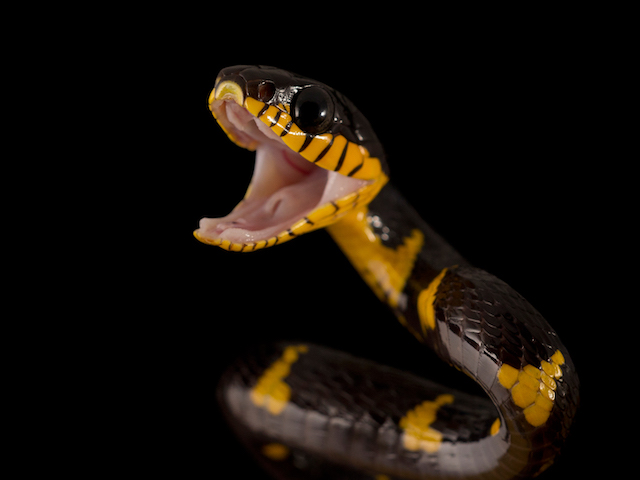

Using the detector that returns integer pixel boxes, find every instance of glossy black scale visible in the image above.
[219,343,502,480]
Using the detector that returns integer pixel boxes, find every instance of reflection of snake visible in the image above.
[195,65,579,479]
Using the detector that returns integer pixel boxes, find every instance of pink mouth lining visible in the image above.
[196,100,368,245]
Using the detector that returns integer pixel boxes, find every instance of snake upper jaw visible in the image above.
[195,99,369,249]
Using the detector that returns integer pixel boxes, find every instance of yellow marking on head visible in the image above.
[490,417,501,436]
[261,442,290,461]
[200,87,389,252]
[244,96,265,116]
[496,349,566,426]
[335,142,363,175]
[250,344,308,415]
[353,153,382,180]
[301,133,335,160]
[327,208,423,309]
[270,111,293,137]
[279,121,307,151]
[399,394,453,453]
[241,96,383,180]
[212,80,243,105]
[417,268,449,333]
[259,105,280,125]
[314,135,348,171]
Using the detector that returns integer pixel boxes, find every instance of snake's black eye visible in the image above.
[292,86,334,134]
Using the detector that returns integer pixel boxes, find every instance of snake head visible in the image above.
[194,65,389,251]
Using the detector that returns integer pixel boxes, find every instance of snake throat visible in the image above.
[194,85,385,251]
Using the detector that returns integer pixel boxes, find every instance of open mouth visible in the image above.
[194,94,373,251]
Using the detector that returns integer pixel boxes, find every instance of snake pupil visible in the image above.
[292,86,334,134]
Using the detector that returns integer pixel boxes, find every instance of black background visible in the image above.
[82,16,614,479]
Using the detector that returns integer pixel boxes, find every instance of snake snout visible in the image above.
[210,79,244,107]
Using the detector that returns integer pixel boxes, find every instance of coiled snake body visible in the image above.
[194,65,579,479]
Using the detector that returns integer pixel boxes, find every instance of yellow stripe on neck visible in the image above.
[327,207,424,309]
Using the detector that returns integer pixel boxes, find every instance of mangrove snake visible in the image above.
[194,65,579,479]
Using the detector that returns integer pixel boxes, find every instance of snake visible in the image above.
[194,65,579,479]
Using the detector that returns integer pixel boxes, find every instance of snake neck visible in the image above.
[326,183,467,339]
[327,183,579,477]
[326,205,420,311]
